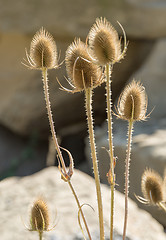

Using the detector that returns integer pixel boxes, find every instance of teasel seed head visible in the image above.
[65,38,104,92]
[163,168,166,199]
[30,198,50,232]
[116,80,148,121]
[141,168,163,204]
[24,27,58,70]
[88,17,125,66]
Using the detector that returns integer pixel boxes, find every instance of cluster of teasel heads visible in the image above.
[23,17,165,240]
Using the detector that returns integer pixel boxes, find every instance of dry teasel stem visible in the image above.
[105,64,115,240]
[116,80,148,240]
[64,38,105,240]
[23,27,58,70]
[88,17,127,66]
[42,67,92,240]
[88,17,127,240]
[24,28,67,182]
[64,38,104,92]
[85,88,105,240]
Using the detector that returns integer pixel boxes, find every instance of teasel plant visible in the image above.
[115,80,148,240]
[87,17,127,240]
[58,38,105,240]
[25,197,55,240]
[136,168,166,212]
[22,28,91,240]
[163,169,166,210]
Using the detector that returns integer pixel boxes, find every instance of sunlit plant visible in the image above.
[23,17,165,240]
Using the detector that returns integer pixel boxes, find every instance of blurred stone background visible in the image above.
[0,0,166,235]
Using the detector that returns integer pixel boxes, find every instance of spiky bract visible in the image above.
[88,17,122,66]
[65,38,104,92]
[27,27,58,69]
[141,169,163,204]
[30,198,50,232]
[116,80,148,121]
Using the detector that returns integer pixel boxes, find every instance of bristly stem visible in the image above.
[68,180,92,240]
[105,64,115,240]
[39,231,42,240]
[123,119,134,240]
[42,68,92,240]
[85,88,105,240]
[42,68,67,174]
[158,202,166,212]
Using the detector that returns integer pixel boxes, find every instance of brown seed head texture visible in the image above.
[30,27,58,69]
[88,17,121,66]
[65,38,103,91]
[31,198,50,232]
[141,169,163,204]
[116,80,147,121]
[163,169,166,199]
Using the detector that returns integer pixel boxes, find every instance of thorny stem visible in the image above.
[42,68,66,174]
[68,181,92,240]
[158,202,166,212]
[123,119,134,240]
[39,231,42,240]
[85,88,105,240]
[42,68,92,240]
[105,64,115,240]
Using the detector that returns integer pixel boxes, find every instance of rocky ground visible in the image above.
[0,167,165,240]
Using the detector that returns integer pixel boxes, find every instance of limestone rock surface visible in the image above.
[0,167,165,240]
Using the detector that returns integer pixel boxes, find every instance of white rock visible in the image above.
[0,167,165,239]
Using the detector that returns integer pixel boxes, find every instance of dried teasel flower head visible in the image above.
[24,27,58,69]
[141,168,163,205]
[163,169,166,199]
[116,80,148,121]
[88,17,127,66]
[30,197,50,232]
[65,38,104,92]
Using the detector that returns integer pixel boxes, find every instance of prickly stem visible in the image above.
[85,88,105,240]
[123,119,134,240]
